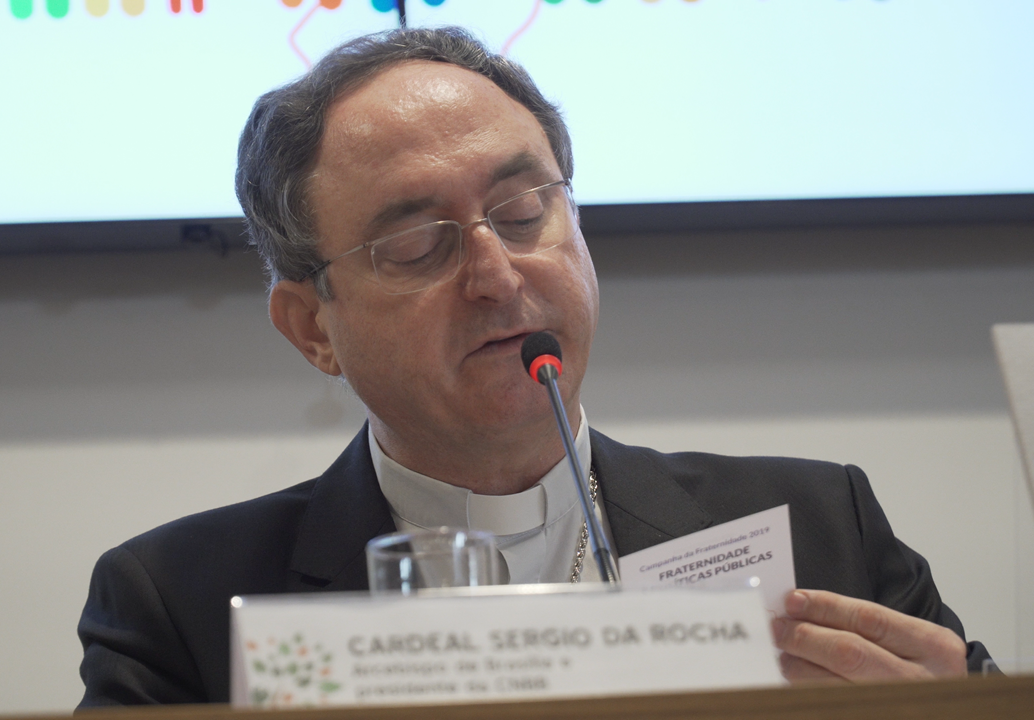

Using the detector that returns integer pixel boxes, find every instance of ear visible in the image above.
[269,280,343,377]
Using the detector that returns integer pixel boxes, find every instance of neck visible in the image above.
[368,401,582,496]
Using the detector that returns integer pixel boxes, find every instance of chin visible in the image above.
[463,388,550,426]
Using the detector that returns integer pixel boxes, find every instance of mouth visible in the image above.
[471,331,537,358]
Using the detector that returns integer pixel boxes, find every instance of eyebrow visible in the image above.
[362,151,552,239]
[364,197,438,241]
[488,150,549,187]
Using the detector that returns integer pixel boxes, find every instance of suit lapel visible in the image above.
[289,423,396,590]
[591,428,714,557]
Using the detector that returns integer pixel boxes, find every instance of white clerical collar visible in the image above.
[369,408,592,542]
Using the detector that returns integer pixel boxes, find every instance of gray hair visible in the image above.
[235,26,574,300]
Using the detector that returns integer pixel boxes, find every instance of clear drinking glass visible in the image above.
[366,527,501,595]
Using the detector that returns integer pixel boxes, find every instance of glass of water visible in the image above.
[366,527,501,595]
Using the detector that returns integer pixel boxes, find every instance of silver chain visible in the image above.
[569,467,598,583]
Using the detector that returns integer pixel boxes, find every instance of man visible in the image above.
[77,27,987,706]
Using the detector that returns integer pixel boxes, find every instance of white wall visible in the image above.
[2,222,1033,712]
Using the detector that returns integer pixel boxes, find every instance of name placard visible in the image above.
[230,585,783,708]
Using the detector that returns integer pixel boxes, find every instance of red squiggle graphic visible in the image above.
[502,0,542,56]
[289,1,323,68]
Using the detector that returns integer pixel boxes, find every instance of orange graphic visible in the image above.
[170,0,205,12]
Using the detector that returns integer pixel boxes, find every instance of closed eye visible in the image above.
[372,223,458,278]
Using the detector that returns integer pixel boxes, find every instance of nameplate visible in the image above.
[230,585,783,708]
[619,505,795,615]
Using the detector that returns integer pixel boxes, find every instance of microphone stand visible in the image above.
[537,364,620,585]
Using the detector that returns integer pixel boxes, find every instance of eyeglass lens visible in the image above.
[370,183,575,294]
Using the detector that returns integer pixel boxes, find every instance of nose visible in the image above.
[457,219,522,304]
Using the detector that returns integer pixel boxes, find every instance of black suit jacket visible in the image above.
[77,426,990,706]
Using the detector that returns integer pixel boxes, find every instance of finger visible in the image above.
[778,651,845,684]
[784,590,966,674]
[772,617,934,682]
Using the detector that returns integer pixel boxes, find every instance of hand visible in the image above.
[771,589,967,683]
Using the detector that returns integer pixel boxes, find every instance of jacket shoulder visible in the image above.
[123,478,315,550]
[590,427,859,524]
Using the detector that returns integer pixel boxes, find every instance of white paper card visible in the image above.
[619,505,795,616]
[230,586,783,708]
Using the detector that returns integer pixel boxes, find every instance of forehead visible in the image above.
[313,61,558,199]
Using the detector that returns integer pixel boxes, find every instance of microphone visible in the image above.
[521,332,619,584]
[520,331,563,384]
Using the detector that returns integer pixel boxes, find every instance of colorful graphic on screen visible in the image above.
[1,0,1032,224]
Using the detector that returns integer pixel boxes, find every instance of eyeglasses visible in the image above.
[308,179,578,295]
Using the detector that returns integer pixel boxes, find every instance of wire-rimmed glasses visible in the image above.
[308,179,577,295]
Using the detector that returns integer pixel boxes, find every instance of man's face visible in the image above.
[305,60,598,448]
